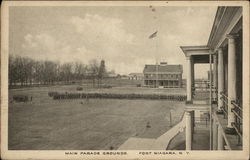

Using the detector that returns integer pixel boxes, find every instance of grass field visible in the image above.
[9,86,186,150]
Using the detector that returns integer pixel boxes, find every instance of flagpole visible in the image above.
[155,8,158,89]
[156,38,158,88]
[156,57,158,88]
[148,6,159,88]
[154,6,158,89]
[154,34,157,88]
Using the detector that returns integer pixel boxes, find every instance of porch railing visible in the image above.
[193,81,218,102]
[193,80,210,91]
[220,92,228,118]
[231,100,242,145]
[220,92,242,145]
[212,113,232,150]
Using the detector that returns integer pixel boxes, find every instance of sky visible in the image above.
[9,6,217,78]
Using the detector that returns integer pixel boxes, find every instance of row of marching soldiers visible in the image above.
[52,92,187,101]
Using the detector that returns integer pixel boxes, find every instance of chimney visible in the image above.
[160,62,168,66]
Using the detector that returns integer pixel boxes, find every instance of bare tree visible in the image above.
[88,59,99,87]
[74,61,86,81]
[33,61,43,85]
[42,60,58,84]
[8,55,112,88]
[60,62,73,84]
[9,55,16,86]
[98,60,106,87]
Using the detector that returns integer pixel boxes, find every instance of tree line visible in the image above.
[9,55,108,87]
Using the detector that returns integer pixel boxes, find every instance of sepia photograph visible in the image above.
[1,1,249,160]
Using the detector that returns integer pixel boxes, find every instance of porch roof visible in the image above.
[180,6,242,63]
[180,46,212,64]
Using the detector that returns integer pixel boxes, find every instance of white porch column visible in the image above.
[227,34,237,129]
[185,111,192,150]
[186,56,192,102]
[217,48,224,111]
[191,58,195,94]
[213,54,218,88]
[212,121,218,150]
[217,125,224,150]
[213,54,218,102]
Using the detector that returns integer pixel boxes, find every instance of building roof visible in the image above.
[129,73,144,76]
[106,73,117,77]
[207,7,242,49]
[143,64,183,73]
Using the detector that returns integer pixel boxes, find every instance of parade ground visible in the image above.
[8,86,186,150]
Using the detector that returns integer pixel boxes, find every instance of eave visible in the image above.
[207,6,242,50]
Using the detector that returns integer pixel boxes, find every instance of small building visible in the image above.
[116,74,130,79]
[106,72,117,78]
[120,75,129,79]
[143,62,183,88]
[128,73,144,80]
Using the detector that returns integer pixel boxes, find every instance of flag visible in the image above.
[149,31,157,39]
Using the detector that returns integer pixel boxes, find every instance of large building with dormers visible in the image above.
[143,62,183,88]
